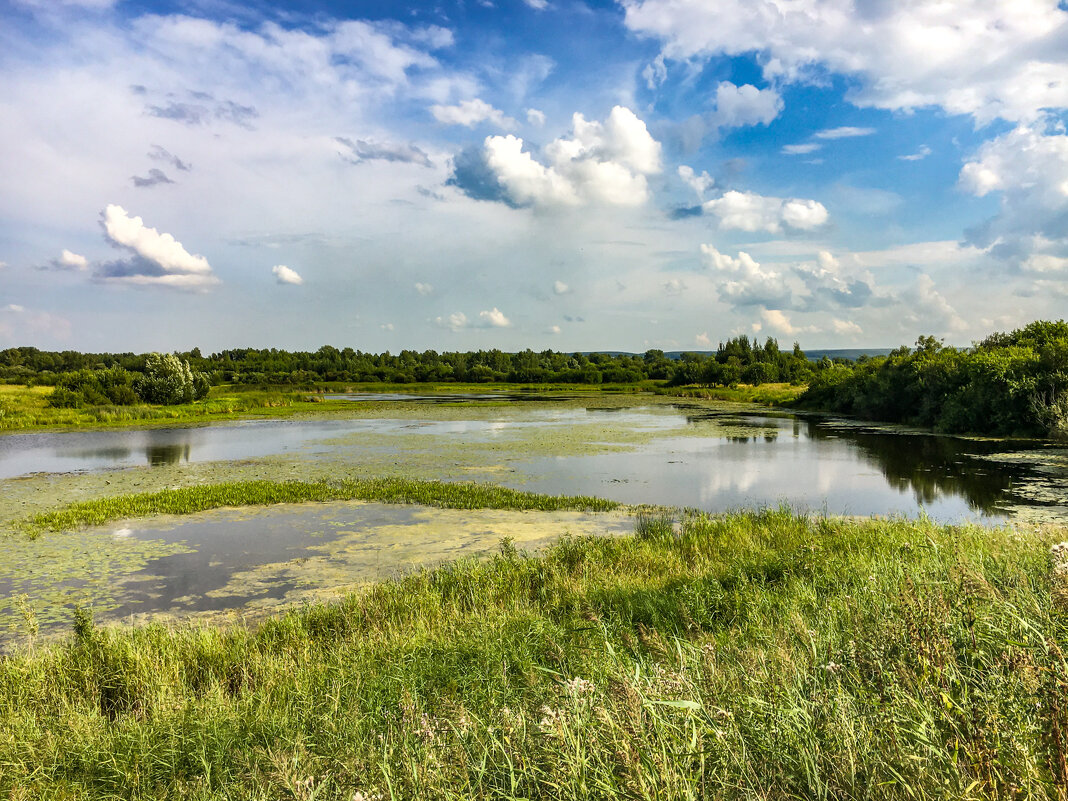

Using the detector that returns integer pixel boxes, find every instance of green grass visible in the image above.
[0,385,342,432]
[654,382,807,406]
[2,509,1066,799]
[0,383,664,433]
[19,478,621,537]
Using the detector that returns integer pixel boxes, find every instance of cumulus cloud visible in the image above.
[553,280,570,295]
[709,82,782,129]
[381,322,394,331]
[131,168,175,188]
[622,0,1068,124]
[336,137,432,167]
[526,108,546,126]
[831,319,863,337]
[414,282,434,295]
[95,204,219,290]
[479,307,511,327]
[702,245,791,307]
[435,311,469,331]
[678,165,714,198]
[959,122,1068,259]
[701,246,877,312]
[702,190,828,233]
[524,0,549,9]
[899,274,966,332]
[450,106,662,209]
[431,98,516,129]
[272,265,303,285]
[547,324,562,334]
[695,332,711,346]
[39,249,89,271]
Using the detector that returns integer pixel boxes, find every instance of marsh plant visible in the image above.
[1,509,1065,798]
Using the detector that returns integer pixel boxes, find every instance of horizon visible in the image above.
[1,1,1066,353]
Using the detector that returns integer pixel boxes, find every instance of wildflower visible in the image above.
[565,676,594,697]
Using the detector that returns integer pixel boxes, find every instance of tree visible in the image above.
[135,353,210,405]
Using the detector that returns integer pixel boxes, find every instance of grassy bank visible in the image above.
[654,382,805,406]
[2,509,1065,798]
[20,478,621,537]
[0,385,340,432]
[0,382,661,433]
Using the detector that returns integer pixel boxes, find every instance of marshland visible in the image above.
[1,324,1067,798]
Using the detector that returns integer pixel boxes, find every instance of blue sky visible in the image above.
[1,0,1066,353]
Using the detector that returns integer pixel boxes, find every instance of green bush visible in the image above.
[134,353,210,405]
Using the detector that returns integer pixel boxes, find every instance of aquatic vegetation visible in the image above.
[0,509,1064,798]
[20,478,620,536]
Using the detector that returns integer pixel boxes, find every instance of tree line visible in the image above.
[798,320,1068,438]
[0,339,818,393]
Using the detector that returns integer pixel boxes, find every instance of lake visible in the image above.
[1,394,1064,644]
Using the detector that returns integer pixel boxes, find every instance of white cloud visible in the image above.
[272,264,304,285]
[475,106,662,208]
[898,145,932,162]
[381,322,394,331]
[959,122,1068,257]
[677,165,714,197]
[1022,254,1068,273]
[782,143,821,155]
[900,274,966,332]
[760,309,808,336]
[431,98,516,129]
[2,304,25,313]
[702,190,828,233]
[622,0,1068,123]
[815,127,876,140]
[41,249,89,271]
[436,311,468,331]
[96,204,219,290]
[831,319,863,337]
[709,82,782,129]
[547,324,561,334]
[415,282,434,295]
[524,0,549,9]
[526,108,546,126]
[695,331,711,346]
[553,280,570,295]
[702,245,791,307]
[479,307,511,327]
[642,53,667,89]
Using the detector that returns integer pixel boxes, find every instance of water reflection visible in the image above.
[145,443,191,467]
[798,418,1027,515]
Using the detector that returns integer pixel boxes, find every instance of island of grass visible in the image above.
[1,507,1066,798]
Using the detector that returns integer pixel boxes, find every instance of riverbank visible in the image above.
[0,381,798,433]
[1,508,1064,798]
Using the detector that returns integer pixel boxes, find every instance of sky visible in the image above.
[1,0,1066,354]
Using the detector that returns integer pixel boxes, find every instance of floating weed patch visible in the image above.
[0,510,1065,798]
[21,478,620,536]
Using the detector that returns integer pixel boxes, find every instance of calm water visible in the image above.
[0,400,1046,521]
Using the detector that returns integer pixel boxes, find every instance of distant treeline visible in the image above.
[798,320,1068,438]
[0,339,820,389]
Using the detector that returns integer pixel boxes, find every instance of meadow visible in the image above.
[1,508,1065,799]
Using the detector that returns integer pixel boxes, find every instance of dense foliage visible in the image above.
[42,353,209,408]
[1,340,812,389]
[800,320,1068,437]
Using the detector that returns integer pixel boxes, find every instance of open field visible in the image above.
[1,508,1065,798]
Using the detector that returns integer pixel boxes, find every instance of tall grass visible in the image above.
[21,478,620,536]
[1,509,1065,798]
